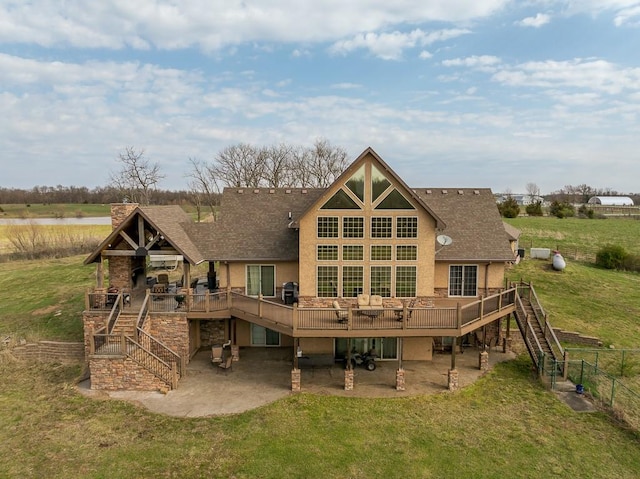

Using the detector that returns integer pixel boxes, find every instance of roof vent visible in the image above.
[285,189,292,194]
[269,189,275,194]
[458,190,464,195]
[442,190,447,194]
[474,190,480,195]
[238,189,244,194]
[302,189,307,194]
[426,189,432,194]
[254,189,260,194]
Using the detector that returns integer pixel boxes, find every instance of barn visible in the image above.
[587,196,634,206]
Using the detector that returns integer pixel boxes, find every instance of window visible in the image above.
[321,189,361,209]
[343,217,364,238]
[371,164,391,202]
[371,266,391,297]
[345,165,365,202]
[342,266,363,297]
[317,217,338,238]
[371,217,392,238]
[449,265,478,297]
[371,245,392,261]
[251,324,280,346]
[395,266,417,297]
[396,217,418,238]
[317,266,338,297]
[317,245,338,261]
[343,245,364,261]
[376,189,415,209]
[396,245,417,261]
[246,265,275,297]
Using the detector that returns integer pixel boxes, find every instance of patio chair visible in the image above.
[332,300,348,323]
[158,273,170,286]
[217,354,233,374]
[211,345,224,365]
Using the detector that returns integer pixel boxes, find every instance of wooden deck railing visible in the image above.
[86,287,517,337]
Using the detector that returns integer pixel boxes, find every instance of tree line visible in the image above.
[0,138,348,218]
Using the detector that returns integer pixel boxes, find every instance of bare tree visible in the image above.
[110,147,164,205]
[525,182,541,199]
[295,138,349,187]
[261,143,295,187]
[185,157,220,220]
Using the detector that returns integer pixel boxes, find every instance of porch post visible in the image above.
[96,258,104,289]
[503,313,512,353]
[396,338,405,391]
[450,336,457,370]
[345,338,354,390]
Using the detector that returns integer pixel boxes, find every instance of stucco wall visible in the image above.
[222,261,298,298]
[434,261,506,297]
[402,337,434,360]
[297,153,437,299]
[299,337,334,354]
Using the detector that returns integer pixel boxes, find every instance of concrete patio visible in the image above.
[78,346,516,417]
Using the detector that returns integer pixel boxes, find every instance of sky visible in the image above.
[1,1,639,195]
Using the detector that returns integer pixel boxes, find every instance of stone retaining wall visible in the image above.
[90,356,169,392]
[552,328,603,347]
[9,340,85,363]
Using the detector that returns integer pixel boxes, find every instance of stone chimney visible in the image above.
[110,203,139,229]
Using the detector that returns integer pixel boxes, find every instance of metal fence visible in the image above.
[566,359,640,431]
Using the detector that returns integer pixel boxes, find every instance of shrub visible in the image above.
[596,245,628,269]
[498,196,520,218]
[577,205,595,219]
[549,200,575,218]
[525,201,543,216]
[622,254,640,273]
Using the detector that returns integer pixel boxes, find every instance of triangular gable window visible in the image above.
[375,188,415,210]
[371,164,391,202]
[345,165,365,202]
[321,189,362,209]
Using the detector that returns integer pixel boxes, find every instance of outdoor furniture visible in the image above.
[211,346,224,365]
[332,300,348,323]
[357,294,383,319]
[217,354,233,374]
[158,273,170,286]
[152,283,167,294]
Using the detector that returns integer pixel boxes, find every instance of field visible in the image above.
[0,203,111,218]
[1,217,640,477]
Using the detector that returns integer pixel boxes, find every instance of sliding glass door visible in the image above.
[246,265,275,297]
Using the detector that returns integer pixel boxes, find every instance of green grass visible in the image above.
[0,255,96,341]
[505,216,640,257]
[1,358,639,479]
[0,203,111,218]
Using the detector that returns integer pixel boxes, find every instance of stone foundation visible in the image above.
[200,320,226,347]
[9,341,84,364]
[396,368,406,391]
[291,368,301,392]
[344,368,354,390]
[231,345,239,361]
[448,369,459,391]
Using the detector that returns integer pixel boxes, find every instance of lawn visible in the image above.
[0,203,111,218]
[1,358,639,478]
[2,217,640,477]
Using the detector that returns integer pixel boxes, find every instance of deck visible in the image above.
[87,287,517,339]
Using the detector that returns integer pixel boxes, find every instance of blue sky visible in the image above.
[1,1,639,194]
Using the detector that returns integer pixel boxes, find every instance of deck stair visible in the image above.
[514,282,564,383]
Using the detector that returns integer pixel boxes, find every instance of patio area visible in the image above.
[78,346,516,417]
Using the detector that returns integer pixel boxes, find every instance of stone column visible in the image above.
[479,351,489,371]
[344,368,354,391]
[448,369,459,391]
[396,368,406,391]
[291,368,301,392]
[231,345,240,362]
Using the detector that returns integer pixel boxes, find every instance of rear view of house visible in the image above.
[82,147,518,392]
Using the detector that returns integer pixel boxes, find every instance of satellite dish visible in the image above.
[436,234,453,246]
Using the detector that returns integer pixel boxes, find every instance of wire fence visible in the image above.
[566,358,640,431]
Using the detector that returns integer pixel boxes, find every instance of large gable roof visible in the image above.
[414,188,515,262]
[84,205,204,265]
[294,147,445,230]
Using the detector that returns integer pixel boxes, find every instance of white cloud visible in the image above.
[419,50,433,59]
[0,1,506,51]
[614,5,640,25]
[442,55,502,69]
[516,13,551,27]
[330,83,362,90]
[329,28,470,60]
[492,59,640,94]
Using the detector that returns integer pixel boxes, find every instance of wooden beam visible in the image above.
[145,233,161,250]
[138,216,145,247]
[119,231,138,250]
[102,250,138,257]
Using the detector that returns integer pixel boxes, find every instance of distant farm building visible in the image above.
[496,194,543,206]
[587,196,634,206]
